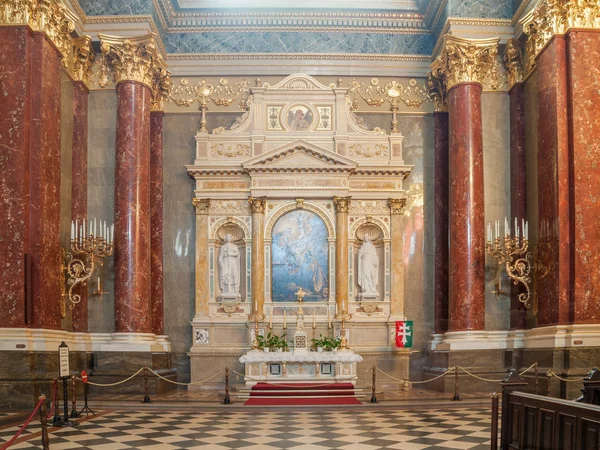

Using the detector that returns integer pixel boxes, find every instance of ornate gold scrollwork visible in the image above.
[360,301,380,316]
[486,236,532,308]
[347,77,429,111]
[169,77,251,110]
[431,35,500,91]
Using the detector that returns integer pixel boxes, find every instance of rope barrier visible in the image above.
[375,366,454,384]
[458,366,504,383]
[84,367,144,387]
[548,370,586,383]
[0,396,46,450]
[146,367,225,386]
[519,363,538,376]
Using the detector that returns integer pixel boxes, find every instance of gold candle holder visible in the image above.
[486,218,532,308]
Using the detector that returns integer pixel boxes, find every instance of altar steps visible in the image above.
[239,382,364,405]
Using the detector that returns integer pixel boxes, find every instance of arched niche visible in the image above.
[212,222,249,303]
[268,208,330,303]
[350,222,389,303]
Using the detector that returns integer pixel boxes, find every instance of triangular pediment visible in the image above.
[267,73,332,91]
[242,140,357,173]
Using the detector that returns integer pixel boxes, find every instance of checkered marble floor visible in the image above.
[2,407,496,449]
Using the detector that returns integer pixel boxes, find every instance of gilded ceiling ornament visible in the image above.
[388,198,407,215]
[333,196,352,213]
[192,198,211,215]
[503,38,524,89]
[72,36,95,86]
[98,33,168,90]
[248,197,267,214]
[426,70,447,112]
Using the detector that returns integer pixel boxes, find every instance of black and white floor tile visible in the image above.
[1,407,496,449]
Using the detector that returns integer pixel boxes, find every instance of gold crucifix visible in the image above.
[295,287,305,303]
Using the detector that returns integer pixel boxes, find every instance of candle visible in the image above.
[312,310,316,328]
[515,217,518,238]
[283,310,287,327]
[97,277,100,292]
[328,308,332,328]
[111,224,114,243]
[94,218,97,237]
[269,307,273,328]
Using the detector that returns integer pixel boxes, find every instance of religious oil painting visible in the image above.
[286,105,314,131]
[271,210,328,302]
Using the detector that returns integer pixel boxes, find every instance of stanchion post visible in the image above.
[370,366,378,403]
[39,395,50,450]
[62,377,69,423]
[142,367,152,403]
[223,367,231,405]
[490,393,500,450]
[52,378,60,425]
[535,362,539,395]
[79,382,96,417]
[546,370,552,397]
[70,376,79,418]
[453,366,461,401]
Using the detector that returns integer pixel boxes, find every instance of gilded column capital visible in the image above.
[150,67,173,112]
[426,70,447,112]
[72,36,95,87]
[0,0,76,66]
[98,33,169,90]
[248,196,267,214]
[193,198,210,215]
[431,35,500,91]
[503,38,524,89]
[388,198,407,215]
[333,196,351,213]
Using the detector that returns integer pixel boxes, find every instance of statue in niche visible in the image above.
[218,234,241,298]
[357,235,379,298]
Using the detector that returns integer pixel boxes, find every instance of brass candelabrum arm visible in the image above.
[486,238,532,308]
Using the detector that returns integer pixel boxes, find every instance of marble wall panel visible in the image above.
[482,93,511,331]
[87,91,117,333]
[60,72,74,330]
[449,0,512,19]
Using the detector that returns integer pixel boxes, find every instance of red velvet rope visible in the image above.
[0,396,46,450]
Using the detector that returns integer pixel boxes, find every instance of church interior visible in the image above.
[1,0,600,449]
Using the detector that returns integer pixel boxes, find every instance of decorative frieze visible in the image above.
[503,38,524,89]
[210,143,251,158]
[209,200,251,216]
[348,143,389,158]
[431,35,500,91]
[348,200,389,216]
[98,33,169,92]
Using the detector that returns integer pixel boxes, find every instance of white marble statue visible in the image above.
[218,234,240,297]
[357,235,378,295]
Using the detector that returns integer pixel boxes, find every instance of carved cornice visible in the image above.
[426,70,447,112]
[98,33,169,90]
[72,35,94,86]
[520,0,600,74]
[503,38,524,89]
[248,196,267,214]
[430,35,500,91]
[0,0,76,66]
[333,196,352,214]
[167,53,432,62]
[193,198,211,215]
[388,198,407,215]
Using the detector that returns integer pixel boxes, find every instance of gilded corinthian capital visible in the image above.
[193,198,211,215]
[431,35,500,91]
[72,36,95,87]
[388,198,407,215]
[503,38,524,89]
[248,196,267,214]
[333,196,351,213]
[98,33,169,91]
[426,70,447,112]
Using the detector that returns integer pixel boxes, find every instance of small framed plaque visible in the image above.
[321,363,333,375]
[58,341,70,378]
[270,364,281,376]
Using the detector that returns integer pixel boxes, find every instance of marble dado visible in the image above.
[0,328,170,352]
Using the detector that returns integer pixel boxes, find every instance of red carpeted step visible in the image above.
[244,397,362,406]
[250,382,354,391]
[249,390,355,397]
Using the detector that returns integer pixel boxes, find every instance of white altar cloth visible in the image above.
[239,350,363,385]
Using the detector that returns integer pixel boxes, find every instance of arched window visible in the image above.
[271,209,328,302]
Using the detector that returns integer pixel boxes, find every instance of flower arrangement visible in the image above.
[256,332,289,352]
[311,334,342,352]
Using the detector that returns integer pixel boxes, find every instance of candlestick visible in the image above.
[269,307,273,329]
[283,310,287,328]
[312,310,316,328]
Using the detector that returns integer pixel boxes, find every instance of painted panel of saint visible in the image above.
[271,210,328,302]
[286,105,314,131]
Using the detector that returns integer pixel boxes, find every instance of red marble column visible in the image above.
[566,30,600,324]
[0,27,62,329]
[433,111,449,334]
[150,111,164,335]
[448,84,485,332]
[71,82,89,333]
[0,26,32,327]
[536,36,571,327]
[509,82,527,330]
[114,81,152,333]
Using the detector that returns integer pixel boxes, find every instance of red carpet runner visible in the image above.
[243,382,362,405]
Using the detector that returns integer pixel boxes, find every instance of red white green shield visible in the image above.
[396,321,413,348]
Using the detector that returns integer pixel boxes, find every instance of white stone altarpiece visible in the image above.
[186,74,412,388]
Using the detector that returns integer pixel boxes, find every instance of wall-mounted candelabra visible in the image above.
[60,218,114,318]
[486,218,532,308]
